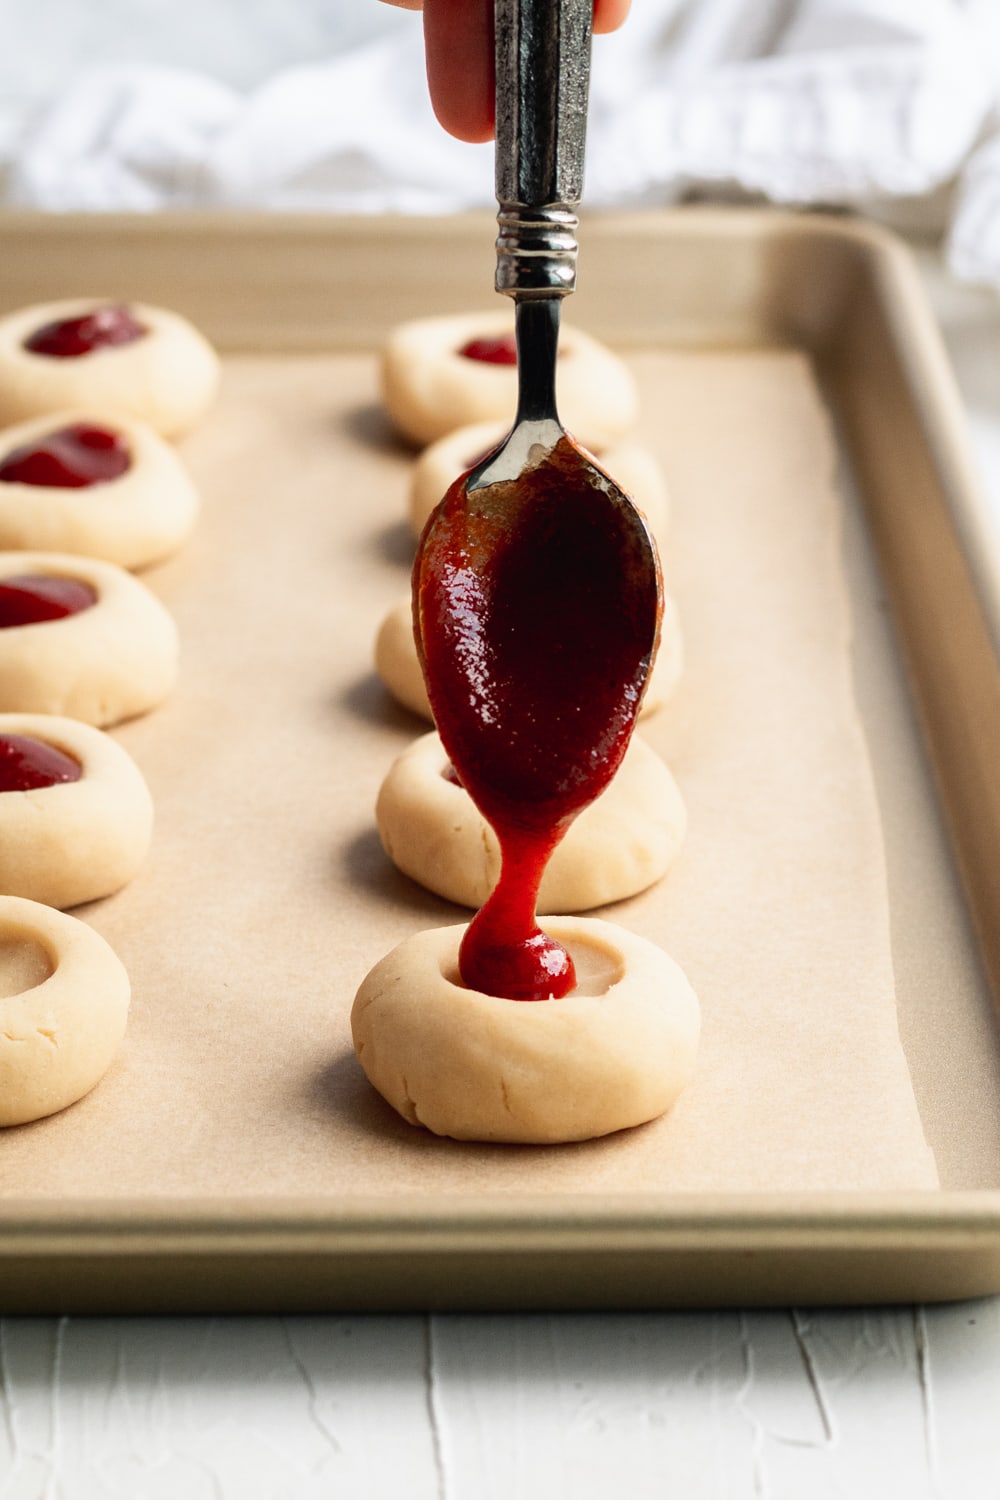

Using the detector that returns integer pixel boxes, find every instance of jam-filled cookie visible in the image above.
[381,311,638,449]
[409,419,669,542]
[0,714,153,908]
[0,410,199,568]
[0,551,177,725]
[0,895,130,1127]
[374,590,683,723]
[376,730,686,912]
[351,916,700,1143]
[0,299,219,438]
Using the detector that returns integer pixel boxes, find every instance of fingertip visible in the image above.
[424,0,495,143]
[593,0,631,34]
[430,95,495,145]
[422,0,627,143]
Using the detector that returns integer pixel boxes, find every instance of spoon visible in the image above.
[413,0,663,1002]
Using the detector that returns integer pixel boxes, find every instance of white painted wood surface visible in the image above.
[2,253,1000,1498]
[1,1303,1000,1497]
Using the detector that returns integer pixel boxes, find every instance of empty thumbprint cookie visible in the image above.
[376,730,687,912]
[0,895,130,1127]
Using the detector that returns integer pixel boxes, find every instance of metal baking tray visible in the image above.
[0,207,998,1311]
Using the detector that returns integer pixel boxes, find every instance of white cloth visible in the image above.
[4,0,1000,288]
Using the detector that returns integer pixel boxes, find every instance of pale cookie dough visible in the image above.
[374,590,683,722]
[381,311,639,448]
[0,714,153,908]
[0,299,220,438]
[0,551,178,726]
[373,597,430,721]
[351,917,700,1143]
[376,730,686,911]
[0,410,200,569]
[0,895,130,1127]
[409,419,670,542]
[642,590,684,714]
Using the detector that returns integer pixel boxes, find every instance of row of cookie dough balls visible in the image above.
[0,297,219,1126]
[351,312,699,1144]
[373,311,687,915]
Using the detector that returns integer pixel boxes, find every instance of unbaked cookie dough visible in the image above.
[0,551,178,725]
[409,419,670,542]
[0,299,220,439]
[376,730,686,911]
[373,597,433,721]
[374,590,683,723]
[0,895,130,1127]
[0,714,153,908]
[0,410,200,569]
[351,917,700,1143]
[381,311,639,449]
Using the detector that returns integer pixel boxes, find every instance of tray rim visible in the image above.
[1,204,999,1308]
[4,1192,1000,1312]
[5,1187,1000,1237]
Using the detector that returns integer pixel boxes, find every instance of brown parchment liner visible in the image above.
[0,345,941,1197]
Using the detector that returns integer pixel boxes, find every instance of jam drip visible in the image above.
[416,437,660,1001]
[0,423,131,489]
[0,574,97,627]
[459,333,519,365]
[0,733,82,792]
[24,304,147,358]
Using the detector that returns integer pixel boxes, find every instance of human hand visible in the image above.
[378,0,631,142]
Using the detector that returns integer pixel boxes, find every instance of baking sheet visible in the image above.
[0,342,939,1200]
[0,209,998,1307]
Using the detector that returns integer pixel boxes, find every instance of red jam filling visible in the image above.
[415,436,660,1001]
[0,423,131,489]
[0,573,97,627]
[23,304,147,358]
[458,333,519,365]
[0,733,82,792]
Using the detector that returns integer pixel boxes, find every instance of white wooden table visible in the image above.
[1,1302,999,1495]
[2,249,999,1499]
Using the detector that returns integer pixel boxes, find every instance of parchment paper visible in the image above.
[0,345,939,1196]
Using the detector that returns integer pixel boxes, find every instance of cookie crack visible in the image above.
[398,1072,420,1126]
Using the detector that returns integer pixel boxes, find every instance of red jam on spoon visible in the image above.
[415,436,660,1001]
[459,333,519,365]
[0,574,97,627]
[23,304,147,359]
[0,423,131,489]
[0,733,82,792]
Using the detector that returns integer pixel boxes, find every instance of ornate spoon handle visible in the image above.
[494,0,593,299]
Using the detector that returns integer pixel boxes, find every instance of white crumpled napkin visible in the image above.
[4,0,1000,288]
